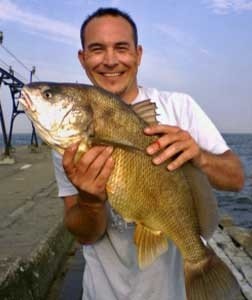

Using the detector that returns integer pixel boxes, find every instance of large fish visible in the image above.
[19,82,240,300]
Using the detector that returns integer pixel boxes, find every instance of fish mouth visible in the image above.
[19,88,36,112]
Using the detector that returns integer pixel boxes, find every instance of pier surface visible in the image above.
[0,146,74,300]
[0,145,251,299]
[210,224,252,300]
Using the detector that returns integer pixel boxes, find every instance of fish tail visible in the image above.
[184,248,241,300]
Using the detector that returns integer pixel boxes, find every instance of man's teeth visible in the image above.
[103,73,121,77]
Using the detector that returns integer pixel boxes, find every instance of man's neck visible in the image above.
[121,87,140,104]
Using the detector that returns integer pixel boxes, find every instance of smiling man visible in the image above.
[52,7,244,300]
[78,12,142,103]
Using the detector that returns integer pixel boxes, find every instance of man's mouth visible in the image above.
[101,72,124,77]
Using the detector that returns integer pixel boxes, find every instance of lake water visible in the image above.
[215,134,252,229]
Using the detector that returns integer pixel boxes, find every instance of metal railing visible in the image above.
[0,66,38,157]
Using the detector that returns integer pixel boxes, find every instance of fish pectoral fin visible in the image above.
[91,136,143,152]
[73,137,91,164]
[134,223,168,269]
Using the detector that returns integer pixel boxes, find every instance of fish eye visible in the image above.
[41,87,52,99]
[44,91,52,99]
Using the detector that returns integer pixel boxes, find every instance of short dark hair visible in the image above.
[80,7,138,49]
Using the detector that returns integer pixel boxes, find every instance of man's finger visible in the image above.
[94,156,115,190]
[85,147,113,180]
[146,133,181,155]
[63,143,79,173]
[152,140,191,165]
[76,146,108,172]
[144,124,180,135]
[167,150,193,171]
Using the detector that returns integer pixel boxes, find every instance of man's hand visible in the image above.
[144,124,202,171]
[63,143,115,202]
[144,124,244,191]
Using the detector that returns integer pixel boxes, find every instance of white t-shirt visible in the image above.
[52,87,229,300]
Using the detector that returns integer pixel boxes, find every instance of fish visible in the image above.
[19,82,240,300]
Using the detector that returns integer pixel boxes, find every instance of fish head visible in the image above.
[19,82,94,154]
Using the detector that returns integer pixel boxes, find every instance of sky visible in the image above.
[0,0,251,134]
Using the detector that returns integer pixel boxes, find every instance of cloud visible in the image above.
[199,48,212,57]
[154,24,212,59]
[0,0,79,46]
[204,0,252,14]
[154,24,194,47]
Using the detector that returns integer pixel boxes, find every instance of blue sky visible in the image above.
[0,0,251,133]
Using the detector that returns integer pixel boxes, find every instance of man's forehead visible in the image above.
[84,15,134,40]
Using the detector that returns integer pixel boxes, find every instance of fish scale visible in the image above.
[106,145,206,263]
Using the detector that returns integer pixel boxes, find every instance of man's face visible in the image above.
[78,15,142,103]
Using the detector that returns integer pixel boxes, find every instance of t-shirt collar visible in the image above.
[131,87,147,105]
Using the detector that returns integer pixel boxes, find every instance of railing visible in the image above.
[0,66,38,157]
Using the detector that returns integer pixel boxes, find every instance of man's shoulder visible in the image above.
[140,87,195,107]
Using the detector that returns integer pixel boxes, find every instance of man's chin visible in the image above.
[100,85,126,97]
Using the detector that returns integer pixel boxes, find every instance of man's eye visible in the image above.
[91,48,103,53]
[117,46,128,52]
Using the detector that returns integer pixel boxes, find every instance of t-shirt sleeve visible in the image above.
[141,88,229,155]
[180,94,229,154]
[51,150,78,197]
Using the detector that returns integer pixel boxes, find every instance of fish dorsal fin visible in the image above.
[134,223,168,269]
[131,99,158,125]
[182,163,219,240]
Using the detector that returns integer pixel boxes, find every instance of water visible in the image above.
[215,133,252,229]
[0,133,38,147]
[1,133,252,228]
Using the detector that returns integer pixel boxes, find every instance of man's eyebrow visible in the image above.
[87,43,104,49]
[115,42,130,46]
[87,41,131,49]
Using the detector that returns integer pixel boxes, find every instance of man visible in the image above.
[52,7,244,300]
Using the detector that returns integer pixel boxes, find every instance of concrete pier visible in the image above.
[0,146,74,300]
[0,145,251,299]
[210,217,252,300]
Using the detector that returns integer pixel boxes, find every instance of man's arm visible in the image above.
[144,124,245,191]
[190,149,244,191]
[62,145,114,244]
[63,194,108,244]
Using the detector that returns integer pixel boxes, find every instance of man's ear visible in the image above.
[137,45,143,66]
[78,50,86,69]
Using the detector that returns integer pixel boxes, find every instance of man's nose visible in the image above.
[103,49,118,67]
